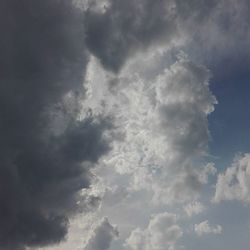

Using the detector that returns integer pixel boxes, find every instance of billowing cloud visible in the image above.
[0,1,110,249]
[2,0,250,249]
[194,220,222,236]
[125,212,182,250]
[77,32,219,250]
[80,1,250,249]
[213,154,250,203]
[90,53,217,205]
[84,0,219,73]
[84,0,178,72]
[83,217,118,250]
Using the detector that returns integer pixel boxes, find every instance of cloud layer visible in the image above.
[2,0,250,250]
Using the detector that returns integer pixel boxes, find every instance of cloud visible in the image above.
[125,212,182,250]
[213,154,250,203]
[103,185,129,207]
[84,0,179,72]
[83,0,219,73]
[93,52,217,205]
[150,163,217,205]
[184,201,205,217]
[79,1,250,249]
[3,0,248,249]
[185,0,250,75]
[0,1,111,249]
[83,217,118,250]
[80,44,220,250]
[194,220,222,236]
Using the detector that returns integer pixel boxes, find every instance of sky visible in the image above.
[1,0,250,250]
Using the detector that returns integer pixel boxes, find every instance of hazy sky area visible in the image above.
[1,1,250,250]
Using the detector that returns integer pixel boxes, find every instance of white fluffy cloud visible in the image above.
[125,212,183,250]
[194,220,222,236]
[85,52,217,205]
[83,217,118,250]
[184,201,205,217]
[213,154,250,203]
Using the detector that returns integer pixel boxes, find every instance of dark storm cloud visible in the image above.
[175,0,216,21]
[84,0,217,73]
[84,0,178,72]
[0,0,110,249]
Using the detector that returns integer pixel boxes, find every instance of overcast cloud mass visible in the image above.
[1,0,250,250]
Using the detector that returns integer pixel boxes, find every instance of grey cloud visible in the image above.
[83,217,118,250]
[213,154,250,203]
[0,1,110,249]
[84,0,218,73]
[175,0,216,21]
[84,0,178,72]
[187,0,250,73]
[103,185,128,207]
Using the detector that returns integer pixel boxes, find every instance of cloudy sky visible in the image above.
[1,0,250,250]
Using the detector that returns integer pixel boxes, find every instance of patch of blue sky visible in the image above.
[208,58,250,171]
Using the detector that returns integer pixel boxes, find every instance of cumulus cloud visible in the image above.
[151,163,217,205]
[213,154,250,203]
[194,220,222,236]
[125,212,182,250]
[90,52,217,205]
[0,1,110,249]
[83,217,118,250]
[79,0,250,249]
[184,201,205,217]
[80,42,218,250]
